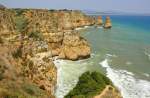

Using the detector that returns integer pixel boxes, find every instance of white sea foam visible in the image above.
[144,51,150,60]
[143,73,150,77]
[54,59,87,98]
[84,26,89,28]
[126,61,132,65]
[100,56,150,98]
[75,27,83,30]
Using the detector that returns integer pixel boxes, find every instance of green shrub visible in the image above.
[28,32,43,41]
[12,48,22,58]
[65,71,112,98]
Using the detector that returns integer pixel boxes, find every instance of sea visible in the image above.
[55,15,150,98]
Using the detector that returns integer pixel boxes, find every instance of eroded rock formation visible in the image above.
[0,8,114,98]
[0,9,57,98]
[0,9,16,41]
[23,9,92,60]
[96,16,103,26]
[104,16,112,29]
[0,8,94,97]
[59,30,90,60]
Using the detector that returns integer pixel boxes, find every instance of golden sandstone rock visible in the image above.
[104,16,112,29]
[97,16,103,26]
[23,9,92,60]
[0,8,114,98]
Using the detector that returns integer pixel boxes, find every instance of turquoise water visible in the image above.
[82,15,150,77]
[55,15,150,98]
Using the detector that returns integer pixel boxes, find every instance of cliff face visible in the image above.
[59,30,90,60]
[23,9,92,60]
[0,8,94,97]
[0,9,16,40]
[0,9,57,98]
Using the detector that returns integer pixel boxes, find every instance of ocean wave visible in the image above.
[54,59,88,98]
[99,57,150,98]
[144,47,150,61]
[143,73,150,77]
[144,51,150,61]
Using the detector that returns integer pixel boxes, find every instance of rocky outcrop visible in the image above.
[104,16,112,29]
[94,85,122,98]
[59,30,90,60]
[58,10,95,30]
[23,9,92,60]
[96,16,103,26]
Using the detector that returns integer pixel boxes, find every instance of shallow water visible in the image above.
[55,15,150,98]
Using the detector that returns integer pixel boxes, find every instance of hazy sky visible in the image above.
[1,0,150,13]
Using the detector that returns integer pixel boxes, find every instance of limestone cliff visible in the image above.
[22,9,92,60]
[0,8,94,97]
[0,8,57,98]
[59,30,90,60]
[0,9,16,41]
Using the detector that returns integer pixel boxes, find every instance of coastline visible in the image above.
[0,7,114,98]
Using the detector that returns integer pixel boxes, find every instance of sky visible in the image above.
[1,0,150,14]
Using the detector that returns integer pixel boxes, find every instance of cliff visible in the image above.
[0,8,94,97]
[22,9,92,60]
[0,8,57,98]
[0,8,115,98]
[0,9,16,41]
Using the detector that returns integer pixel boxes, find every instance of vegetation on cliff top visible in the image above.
[65,71,113,98]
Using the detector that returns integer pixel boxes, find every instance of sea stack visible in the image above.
[97,16,103,26]
[104,16,112,29]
